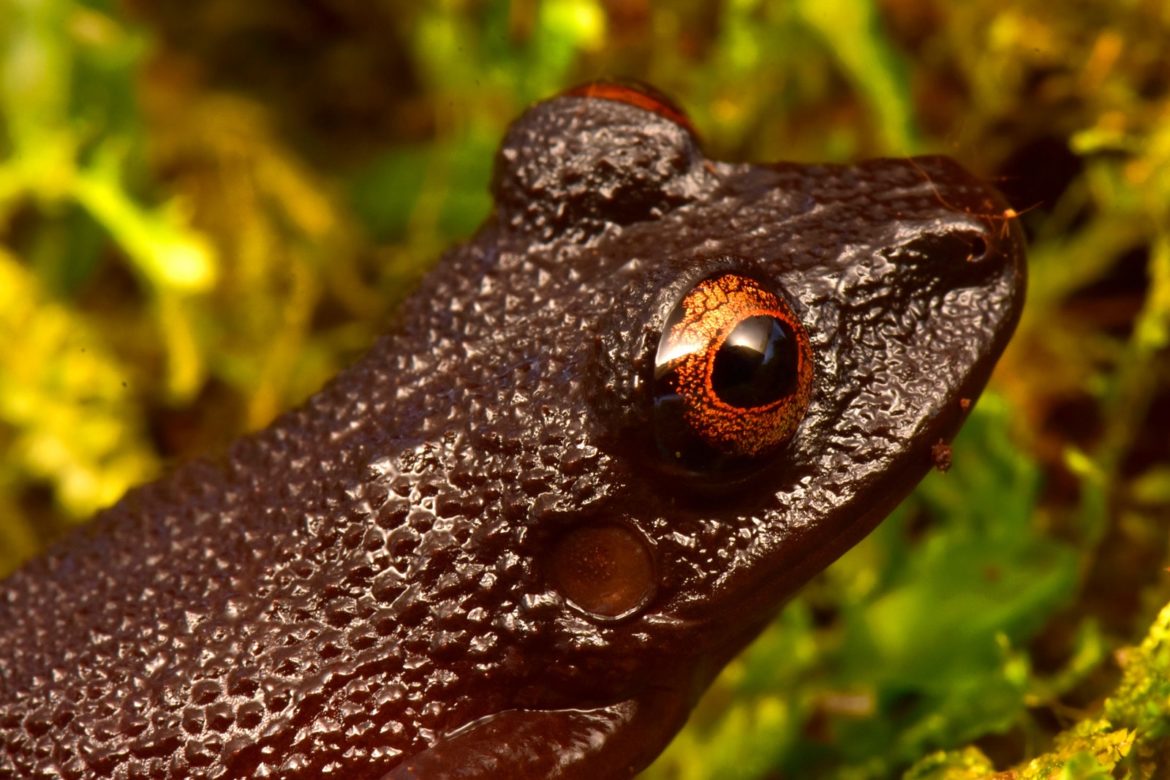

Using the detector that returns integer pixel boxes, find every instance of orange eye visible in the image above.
[653,273,813,473]
[563,80,696,136]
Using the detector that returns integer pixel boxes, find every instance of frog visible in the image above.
[0,82,1025,779]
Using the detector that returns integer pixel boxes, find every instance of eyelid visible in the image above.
[562,81,697,137]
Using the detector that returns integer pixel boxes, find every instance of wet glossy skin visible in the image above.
[0,86,1025,778]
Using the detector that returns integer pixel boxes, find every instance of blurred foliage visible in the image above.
[1,0,1169,778]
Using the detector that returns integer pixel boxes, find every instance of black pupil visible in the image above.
[711,316,799,408]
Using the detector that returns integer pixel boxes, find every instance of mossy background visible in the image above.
[2,1,1169,777]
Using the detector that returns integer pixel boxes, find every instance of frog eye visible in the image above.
[563,80,696,136]
[652,273,813,473]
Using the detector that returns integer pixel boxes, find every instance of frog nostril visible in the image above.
[965,234,988,263]
[894,229,995,269]
[946,229,992,265]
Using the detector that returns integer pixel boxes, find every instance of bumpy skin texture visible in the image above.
[0,91,1025,779]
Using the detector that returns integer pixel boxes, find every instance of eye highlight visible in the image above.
[653,273,813,473]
